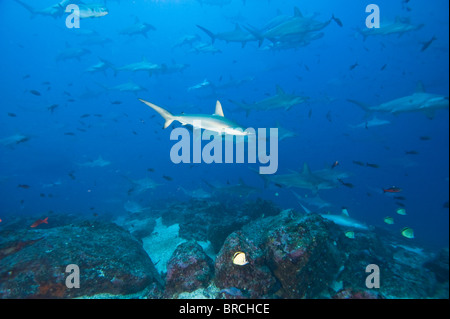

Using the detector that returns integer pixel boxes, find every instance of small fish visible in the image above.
[383,186,402,193]
[232,252,249,266]
[383,217,394,225]
[352,160,365,166]
[64,132,75,136]
[47,104,58,113]
[147,168,154,172]
[111,101,122,105]
[366,163,379,168]
[396,208,407,215]
[68,171,76,180]
[80,114,91,118]
[40,193,46,198]
[380,64,387,71]
[22,74,30,80]
[419,136,431,141]
[394,196,406,201]
[349,62,359,70]
[0,218,2,223]
[395,202,406,207]
[18,184,30,189]
[93,114,102,117]
[308,109,312,118]
[7,112,17,117]
[405,150,419,155]
[163,175,173,181]
[331,161,339,169]
[401,227,414,239]
[30,217,48,228]
[30,89,41,96]
[421,36,437,52]
[344,231,355,239]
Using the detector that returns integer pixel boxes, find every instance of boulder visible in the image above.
[0,221,162,298]
[165,241,214,297]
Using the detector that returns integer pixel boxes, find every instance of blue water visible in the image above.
[0,0,448,251]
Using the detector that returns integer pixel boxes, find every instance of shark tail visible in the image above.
[331,14,343,27]
[139,99,175,129]
[243,24,264,47]
[228,99,251,117]
[14,0,39,18]
[347,99,373,118]
[196,25,216,44]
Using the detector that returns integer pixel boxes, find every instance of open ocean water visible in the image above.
[0,0,448,301]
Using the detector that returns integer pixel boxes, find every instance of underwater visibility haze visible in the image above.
[0,0,448,299]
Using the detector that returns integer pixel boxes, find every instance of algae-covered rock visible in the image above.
[165,241,214,296]
[0,221,162,298]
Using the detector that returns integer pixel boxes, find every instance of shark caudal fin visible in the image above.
[243,24,265,47]
[14,0,37,16]
[196,25,216,44]
[139,99,175,129]
[347,99,374,118]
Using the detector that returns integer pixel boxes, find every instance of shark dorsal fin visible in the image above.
[415,81,425,93]
[341,207,349,216]
[276,85,285,95]
[302,163,312,175]
[294,7,303,17]
[215,100,225,117]
[234,24,242,31]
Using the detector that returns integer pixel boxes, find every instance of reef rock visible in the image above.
[0,221,162,298]
[214,231,278,298]
[165,241,214,297]
[214,210,341,298]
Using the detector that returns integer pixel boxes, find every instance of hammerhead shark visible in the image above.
[229,85,309,116]
[139,99,250,136]
[348,81,449,118]
[14,0,108,19]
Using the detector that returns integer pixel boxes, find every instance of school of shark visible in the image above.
[0,0,448,300]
